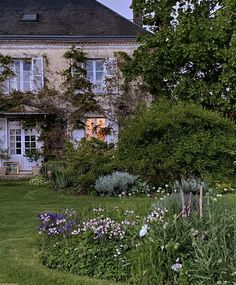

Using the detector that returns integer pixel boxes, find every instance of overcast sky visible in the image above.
[97,0,133,20]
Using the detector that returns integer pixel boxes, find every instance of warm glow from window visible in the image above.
[85,118,106,141]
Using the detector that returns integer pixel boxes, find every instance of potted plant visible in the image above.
[24,149,43,176]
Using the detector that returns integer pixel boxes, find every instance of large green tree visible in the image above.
[123,0,236,117]
[118,99,236,185]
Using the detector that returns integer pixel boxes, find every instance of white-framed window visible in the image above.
[86,59,105,94]
[9,129,38,155]
[9,129,22,155]
[24,132,37,154]
[1,57,44,94]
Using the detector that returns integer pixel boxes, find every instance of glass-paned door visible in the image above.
[8,121,40,170]
[9,129,22,155]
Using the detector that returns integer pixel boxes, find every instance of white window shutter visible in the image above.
[105,58,117,79]
[31,57,44,92]
[0,65,6,93]
[104,58,118,94]
[0,65,7,93]
[9,62,17,92]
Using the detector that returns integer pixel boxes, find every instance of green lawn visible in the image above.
[0,182,152,285]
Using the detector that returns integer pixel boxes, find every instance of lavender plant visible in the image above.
[95,171,137,196]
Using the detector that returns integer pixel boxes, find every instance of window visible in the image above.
[2,57,44,94]
[85,118,106,141]
[25,132,36,154]
[22,13,38,22]
[86,59,105,94]
[9,129,22,155]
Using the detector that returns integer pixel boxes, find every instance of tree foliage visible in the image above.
[125,0,236,117]
[118,99,236,184]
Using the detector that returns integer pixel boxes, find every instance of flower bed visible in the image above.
[38,193,236,285]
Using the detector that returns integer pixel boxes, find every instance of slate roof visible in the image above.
[0,0,147,40]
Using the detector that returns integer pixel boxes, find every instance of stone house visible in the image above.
[0,0,145,173]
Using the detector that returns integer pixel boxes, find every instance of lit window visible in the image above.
[85,118,106,141]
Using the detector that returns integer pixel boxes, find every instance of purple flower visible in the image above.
[171,258,182,271]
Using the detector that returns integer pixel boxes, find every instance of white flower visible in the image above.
[139,224,148,237]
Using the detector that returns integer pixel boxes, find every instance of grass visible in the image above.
[0,181,152,285]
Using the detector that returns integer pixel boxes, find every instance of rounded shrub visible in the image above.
[118,99,236,185]
[95,171,137,196]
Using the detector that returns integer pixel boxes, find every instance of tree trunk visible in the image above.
[199,184,203,219]
[187,192,192,217]
[179,186,186,218]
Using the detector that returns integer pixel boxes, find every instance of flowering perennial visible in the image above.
[38,212,76,237]
[38,208,139,240]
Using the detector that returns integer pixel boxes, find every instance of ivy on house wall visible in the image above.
[0,47,152,160]
[0,48,100,160]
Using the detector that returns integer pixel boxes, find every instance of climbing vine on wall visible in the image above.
[0,47,100,160]
[0,47,152,160]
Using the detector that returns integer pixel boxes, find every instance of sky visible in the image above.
[97,0,133,20]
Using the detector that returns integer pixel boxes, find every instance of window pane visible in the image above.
[25,142,30,148]
[16,149,21,154]
[96,72,104,82]
[31,142,36,148]
[15,61,20,72]
[86,61,93,72]
[87,71,94,82]
[23,61,31,71]
[23,72,30,81]
[16,142,21,148]
[96,61,104,72]
[23,82,30,91]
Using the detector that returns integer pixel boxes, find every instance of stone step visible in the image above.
[0,171,33,180]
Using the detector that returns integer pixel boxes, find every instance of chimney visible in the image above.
[133,12,143,27]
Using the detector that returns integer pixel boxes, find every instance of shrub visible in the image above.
[42,160,76,190]
[95,171,137,196]
[64,138,117,193]
[29,175,49,186]
[130,177,153,196]
[214,181,236,194]
[42,160,67,174]
[118,99,236,185]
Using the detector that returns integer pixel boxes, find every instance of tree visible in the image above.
[118,99,236,186]
[123,0,236,117]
